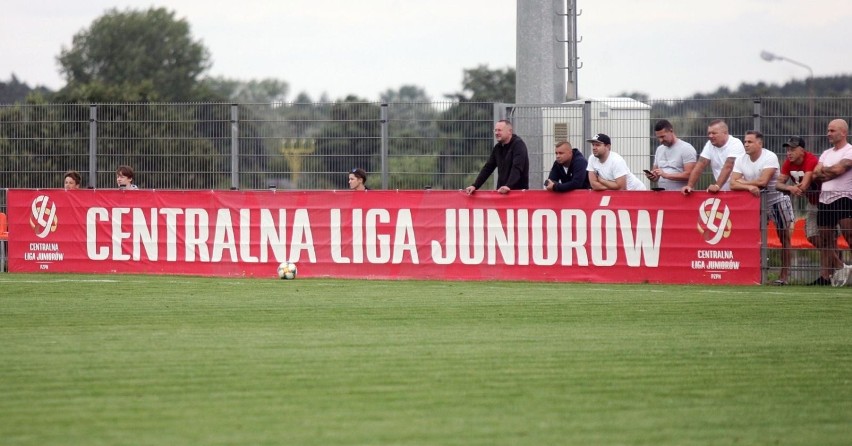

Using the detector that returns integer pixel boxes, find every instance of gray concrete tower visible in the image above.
[516,0,578,104]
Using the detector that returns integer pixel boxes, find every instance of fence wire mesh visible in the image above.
[1,97,850,282]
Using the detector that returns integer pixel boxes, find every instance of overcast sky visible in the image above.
[4,0,851,101]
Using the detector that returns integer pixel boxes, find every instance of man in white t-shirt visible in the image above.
[646,119,697,191]
[811,119,852,287]
[681,119,745,195]
[586,133,646,191]
[730,130,793,285]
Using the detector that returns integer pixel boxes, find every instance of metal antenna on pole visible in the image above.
[556,0,581,100]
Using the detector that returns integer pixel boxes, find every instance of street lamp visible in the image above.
[760,51,814,79]
[760,50,815,146]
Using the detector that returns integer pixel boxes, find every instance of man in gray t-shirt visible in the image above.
[645,119,697,190]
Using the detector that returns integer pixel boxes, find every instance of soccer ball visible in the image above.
[277,262,298,280]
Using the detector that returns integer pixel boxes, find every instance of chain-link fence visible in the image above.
[1,97,851,281]
[0,101,500,193]
[2,98,850,192]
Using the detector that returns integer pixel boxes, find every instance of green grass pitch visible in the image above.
[0,274,850,445]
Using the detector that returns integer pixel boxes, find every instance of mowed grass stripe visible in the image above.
[0,274,849,446]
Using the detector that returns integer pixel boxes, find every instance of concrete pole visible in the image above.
[516,0,573,105]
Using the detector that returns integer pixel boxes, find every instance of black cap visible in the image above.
[587,133,611,145]
[782,136,805,149]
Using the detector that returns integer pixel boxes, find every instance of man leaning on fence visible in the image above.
[776,136,821,247]
[682,119,745,195]
[465,119,530,195]
[811,119,852,287]
[645,119,697,191]
[545,140,590,192]
[730,130,793,285]
[586,133,646,191]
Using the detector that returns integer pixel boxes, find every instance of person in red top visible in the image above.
[776,136,820,246]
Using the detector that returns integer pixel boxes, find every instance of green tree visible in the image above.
[445,65,515,103]
[202,77,290,103]
[426,65,515,189]
[236,101,333,190]
[380,85,430,103]
[0,95,90,189]
[380,86,442,188]
[312,97,381,188]
[195,78,295,189]
[0,74,52,104]
[434,102,494,190]
[56,7,210,101]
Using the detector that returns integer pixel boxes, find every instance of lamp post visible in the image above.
[760,50,815,147]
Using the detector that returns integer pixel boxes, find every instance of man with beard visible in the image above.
[646,119,697,191]
[586,133,646,191]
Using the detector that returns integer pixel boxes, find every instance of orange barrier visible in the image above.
[0,212,7,240]
[767,218,849,249]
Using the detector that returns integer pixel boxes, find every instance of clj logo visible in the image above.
[29,195,58,239]
[696,197,732,245]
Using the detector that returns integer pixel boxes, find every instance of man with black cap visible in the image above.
[777,136,821,246]
[585,133,646,191]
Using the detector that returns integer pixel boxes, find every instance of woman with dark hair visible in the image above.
[63,170,82,190]
[348,168,369,191]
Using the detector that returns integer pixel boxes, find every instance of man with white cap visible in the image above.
[586,133,646,191]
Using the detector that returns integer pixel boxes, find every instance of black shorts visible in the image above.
[817,197,852,228]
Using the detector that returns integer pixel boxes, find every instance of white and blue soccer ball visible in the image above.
[277,262,298,280]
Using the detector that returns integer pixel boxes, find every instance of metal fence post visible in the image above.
[380,103,389,189]
[755,99,767,284]
[493,103,508,121]
[88,105,97,188]
[760,191,768,285]
[753,99,762,132]
[231,104,239,190]
[492,104,507,191]
[582,100,592,159]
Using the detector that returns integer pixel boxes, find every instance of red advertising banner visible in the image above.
[7,189,761,284]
